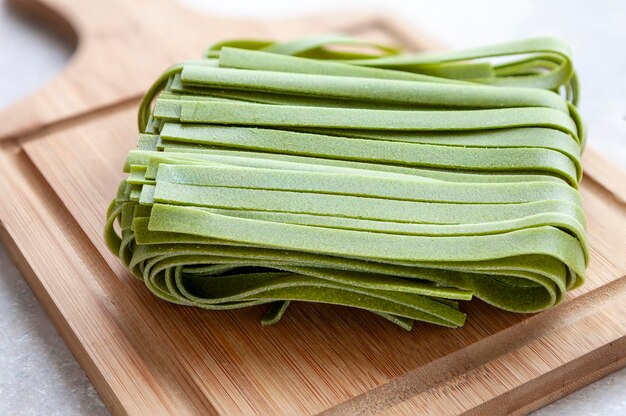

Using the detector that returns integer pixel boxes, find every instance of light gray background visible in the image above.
[0,0,624,414]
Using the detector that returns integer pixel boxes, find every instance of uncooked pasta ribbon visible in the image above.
[106,36,586,330]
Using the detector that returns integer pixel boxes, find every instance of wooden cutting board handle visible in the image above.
[1,0,406,142]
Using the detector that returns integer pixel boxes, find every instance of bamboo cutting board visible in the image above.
[1,0,625,414]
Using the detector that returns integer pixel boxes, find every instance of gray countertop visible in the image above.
[0,0,624,414]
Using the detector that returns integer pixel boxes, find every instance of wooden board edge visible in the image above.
[376,321,626,416]
[321,272,626,415]
[0,147,203,415]
[508,354,626,416]
[0,148,123,415]
[0,223,123,416]
[466,327,626,415]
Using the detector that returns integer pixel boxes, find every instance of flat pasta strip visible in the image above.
[106,35,587,330]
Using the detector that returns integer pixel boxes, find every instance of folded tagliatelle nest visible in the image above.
[105,36,586,330]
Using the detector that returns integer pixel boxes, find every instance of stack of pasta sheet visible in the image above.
[105,36,586,330]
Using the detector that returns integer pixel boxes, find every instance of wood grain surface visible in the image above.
[0,0,624,414]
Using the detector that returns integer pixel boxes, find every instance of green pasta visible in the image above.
[106,36,587,330]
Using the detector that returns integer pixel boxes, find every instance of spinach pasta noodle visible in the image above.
[105,36,586,330]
